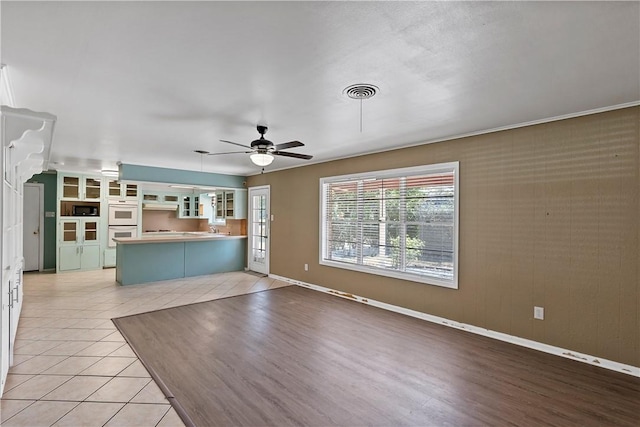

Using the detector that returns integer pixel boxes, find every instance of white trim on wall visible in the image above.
[269,274,640,378]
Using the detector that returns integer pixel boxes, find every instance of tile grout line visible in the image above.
[4,269,264,426]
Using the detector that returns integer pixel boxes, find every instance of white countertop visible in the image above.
[114,232,247,244]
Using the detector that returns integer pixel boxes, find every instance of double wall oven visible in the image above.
[108,203,138,247]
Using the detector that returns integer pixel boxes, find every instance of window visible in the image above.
[320,162,459,289]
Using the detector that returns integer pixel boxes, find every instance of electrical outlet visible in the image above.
[271,214,274,221]
[534,306,544,320]
[304,263,309,271]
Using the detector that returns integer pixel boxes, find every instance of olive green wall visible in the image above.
[27,171,57,270]
[247,107,640,367]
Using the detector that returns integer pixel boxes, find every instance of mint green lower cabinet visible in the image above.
[59,244,100,271]
[59,246,81,271]
[81,246,101,270]
[115,238,246,285]
[58,218,101,272]
[104,248,116,268]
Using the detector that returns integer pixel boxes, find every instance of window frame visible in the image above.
[319,161,459,289]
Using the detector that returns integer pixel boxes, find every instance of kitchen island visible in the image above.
[114,232,247,285]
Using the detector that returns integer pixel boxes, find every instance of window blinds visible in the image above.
[321,164,457,287]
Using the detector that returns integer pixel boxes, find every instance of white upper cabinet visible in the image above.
[214,190,247,220]
[178,194,203,218]
[107,179,138,201]
[58,173,102,201]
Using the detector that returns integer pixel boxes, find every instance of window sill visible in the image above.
[319,258,458,289]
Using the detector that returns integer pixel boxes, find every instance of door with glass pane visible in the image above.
[248,186,270,275]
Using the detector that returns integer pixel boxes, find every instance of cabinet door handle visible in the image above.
[12,286,19,304]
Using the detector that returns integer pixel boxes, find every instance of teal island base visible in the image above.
[116,238,247,286]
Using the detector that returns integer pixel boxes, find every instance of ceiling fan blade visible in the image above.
[207,151,252,156]
[220,139,253,149]
[273,151,313,160]
[274,141,304,150]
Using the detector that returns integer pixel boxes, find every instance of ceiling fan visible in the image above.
[208,125,313,166]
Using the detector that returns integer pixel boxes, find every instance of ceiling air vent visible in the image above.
[343,84,379,132]
[343,84,379,100]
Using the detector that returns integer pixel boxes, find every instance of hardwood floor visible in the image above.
[114,286,640,426]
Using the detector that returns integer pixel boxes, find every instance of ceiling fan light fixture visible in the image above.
[250,153,274,167]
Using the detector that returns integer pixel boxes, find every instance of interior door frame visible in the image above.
[24,182,44,272]
[247,185,270,275]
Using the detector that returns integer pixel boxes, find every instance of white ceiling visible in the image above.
[2,1,638,176]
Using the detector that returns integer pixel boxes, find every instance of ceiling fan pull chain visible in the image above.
[360,98,363,133]
[344,83,378,133]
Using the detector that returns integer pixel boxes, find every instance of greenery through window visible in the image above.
[320,162,458,288]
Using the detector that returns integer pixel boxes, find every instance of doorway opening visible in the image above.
[23,183,44,272]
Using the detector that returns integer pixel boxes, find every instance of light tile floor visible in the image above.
[1,269,288,426]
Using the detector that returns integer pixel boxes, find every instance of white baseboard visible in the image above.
[269,274,640,378]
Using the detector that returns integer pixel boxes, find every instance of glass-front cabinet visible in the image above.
[59,219,99,245]
[60,220,79,244]
[107,180,138,200]
[178,195,201,218]
[58,218,100,271]
[59,173,102,201]
[181,195,191,217]
[125,183,138,198]
[141,192,179,204]
[83,220,99,243]
[215,191,225,218]
[61,175,80,199]
[214,190,246,220]
[225,192,234,218]
[57,172,103,273]
[84,177,101,200]
[108,180,120,197]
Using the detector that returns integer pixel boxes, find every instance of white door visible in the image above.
[23,183,43,271]
[248,186,270,275]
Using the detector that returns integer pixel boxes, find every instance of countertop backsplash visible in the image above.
[142,210,247,235]
[201,219,247,236]
[142,210,207,232]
